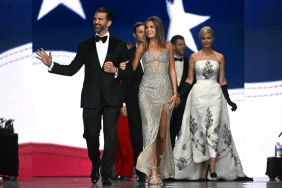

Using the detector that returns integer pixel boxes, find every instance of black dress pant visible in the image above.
[127,105,145,177]
[170,103,186,149]
[83,96,120,178]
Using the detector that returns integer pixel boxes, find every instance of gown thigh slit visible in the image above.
[156,105,168,170]
[136,50,175,179]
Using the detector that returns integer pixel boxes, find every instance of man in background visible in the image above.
[120,22,146,182]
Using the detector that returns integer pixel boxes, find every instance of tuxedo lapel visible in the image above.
[104,35,117,64]
[88,36,101,69]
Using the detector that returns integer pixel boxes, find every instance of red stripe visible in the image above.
[18,143,103,179]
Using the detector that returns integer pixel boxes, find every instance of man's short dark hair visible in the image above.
[133,22,145,34]
[96,7,113,21]
[171,35,185,45]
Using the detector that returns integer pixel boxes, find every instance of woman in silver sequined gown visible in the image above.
[131,17,178,184]
[173,27,249,181]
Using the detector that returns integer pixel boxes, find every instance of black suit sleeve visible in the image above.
[116,43,134,80]
[120,46,135,105]
[49,42,84,76]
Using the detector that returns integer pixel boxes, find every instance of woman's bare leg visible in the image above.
[155,105,168,183]
[150,142,158,184]
[210,157,216,174]
[199,161,207,179]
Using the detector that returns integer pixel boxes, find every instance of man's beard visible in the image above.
[93,24,106,33]
[176,50,185,57]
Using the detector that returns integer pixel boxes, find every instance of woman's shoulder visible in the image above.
[165,41,172,47]
[135,43,145,55]
[213,51,224,62]
[190,51,201,60]
[136,43,145,50]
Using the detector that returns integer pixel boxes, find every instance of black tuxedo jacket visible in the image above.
[49,34,133,108]
[122,46,144,106]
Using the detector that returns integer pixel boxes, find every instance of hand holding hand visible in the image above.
[175,96,181,108]
[104,61,116,73]
[120,106,128,118]
[119,60,129,70]
[227,100,237,111]
[36,48,52,67]
[169,94,178,112]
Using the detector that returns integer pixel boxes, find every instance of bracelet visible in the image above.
[173,91,180,97]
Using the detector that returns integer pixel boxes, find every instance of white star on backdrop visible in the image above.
[37,0,86,20]
[166,0,210,52]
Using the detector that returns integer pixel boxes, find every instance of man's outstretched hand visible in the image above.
[36,48,52,67]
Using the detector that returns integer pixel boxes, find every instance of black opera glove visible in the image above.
[221,84,237,111]
[179,82,192,98]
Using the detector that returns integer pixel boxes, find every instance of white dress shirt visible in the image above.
[174,55,184,86]
[49,32,118,77]
[96,32,110,67]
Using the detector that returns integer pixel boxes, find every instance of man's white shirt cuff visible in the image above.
[114,67,118,78]
[48,62,54,71]
[123,103,126,107]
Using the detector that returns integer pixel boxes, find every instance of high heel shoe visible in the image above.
[149,176,158,185]
[157,175,163,184]
[210,172,217,181]
[149,167,159,185]
[210,173,217,178]
[210,158,217,181]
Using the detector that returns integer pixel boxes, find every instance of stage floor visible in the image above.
[1,177,281,188]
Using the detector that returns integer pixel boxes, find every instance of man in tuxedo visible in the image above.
[170,35,195,149]
[120,22,146,182]
[36,7,133,185]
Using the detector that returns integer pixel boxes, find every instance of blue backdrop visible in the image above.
[1,0,246,88]
[0,0,282,86]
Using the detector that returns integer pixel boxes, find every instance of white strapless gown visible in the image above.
[173,60,247,180]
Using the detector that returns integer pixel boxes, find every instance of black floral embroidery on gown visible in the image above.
[205,108,218,151]
[176,108,242,170]
[214,122,220,135]
[175,157,188,170]
[190,115,198,134]
[204,108,213,129]
[190,114,205,155]
[202,61,214,79]
[216,124,241,166]
[223,124,232,147]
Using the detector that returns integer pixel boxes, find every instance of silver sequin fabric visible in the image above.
[136,50,175,178]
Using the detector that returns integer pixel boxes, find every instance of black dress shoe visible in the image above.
[91,167,99,184]
[137,176,146,182]
[102,177,112,185]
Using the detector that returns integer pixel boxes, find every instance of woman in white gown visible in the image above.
[173,26,249,181]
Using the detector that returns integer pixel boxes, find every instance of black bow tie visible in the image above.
[174,57,183,62]
[95,35,108,43]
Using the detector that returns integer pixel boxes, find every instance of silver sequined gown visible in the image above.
[136,50,175,178]
[173,60,247,180]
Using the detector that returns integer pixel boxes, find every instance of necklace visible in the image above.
[151,43,159,51]
[202,50,213,58]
